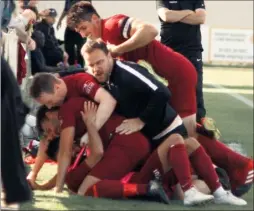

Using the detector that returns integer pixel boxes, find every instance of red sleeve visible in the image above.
[76,73,101,100]
[58,101,76,131]
[103,14,132,42]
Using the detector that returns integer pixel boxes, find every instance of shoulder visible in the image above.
[104,14,129,27]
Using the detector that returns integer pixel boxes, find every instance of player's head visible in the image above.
[81,39,113,83]
[39,8,57,25]
[67,1,101,39]
[36,105,60,140]
[30,73,67,108]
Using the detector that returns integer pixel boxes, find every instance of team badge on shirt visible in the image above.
[83,81,95,94]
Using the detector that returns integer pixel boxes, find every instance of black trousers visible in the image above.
[1,57,31,204]
[64,27,86,67]
[185,51,206,122]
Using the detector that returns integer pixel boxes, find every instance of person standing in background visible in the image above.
[156,0,219,136]
[57,0,92,67]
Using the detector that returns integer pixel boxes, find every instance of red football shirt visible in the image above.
[101,14,189,79]
[58,97,125,147]
[62,73,101,101]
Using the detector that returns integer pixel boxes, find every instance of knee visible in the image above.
[185,137,200,154]
[167,134,185,146]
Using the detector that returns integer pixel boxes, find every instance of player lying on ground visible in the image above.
[28,100,247,206]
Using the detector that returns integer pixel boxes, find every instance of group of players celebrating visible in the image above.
[27,1,253,206]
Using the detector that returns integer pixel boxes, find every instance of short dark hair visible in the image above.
[67,1,100,30]
[30,73,60,99]
[82,39,109,55]
[36,105,59,136]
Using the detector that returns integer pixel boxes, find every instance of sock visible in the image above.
[85,180,147,198]
[168,144,193,192]
[65,161,91,193]
[129,150,164,184]
[197,134,249,173]
[189,146,221,192]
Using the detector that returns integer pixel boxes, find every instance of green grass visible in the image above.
[21,91,254,210]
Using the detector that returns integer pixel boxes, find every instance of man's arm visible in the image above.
[93,87,116,130]
[179,0,206,25]
[113,17,158,54]
[156,0,193,23]
[55,127,75,192]
[27,139,48,185]
[81,102,104,166]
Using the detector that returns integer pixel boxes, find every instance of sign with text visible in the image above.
[210,28,253,63]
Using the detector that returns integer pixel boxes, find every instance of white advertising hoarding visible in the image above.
[210,28,253,63]
[201,25,210,63]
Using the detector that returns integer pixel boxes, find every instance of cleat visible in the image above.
[231,159,253,196]
[214,191,247,206]
[201,117,222,140]
[146,169,170,204]
[215,167,231,190]
[147,180,170,204]
[183,187,214,206]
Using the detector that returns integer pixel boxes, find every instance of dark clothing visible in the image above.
[185,52,206,121]
[64,27,85,66]
[1,57,32,204]
[34,19,63,66]
[156,0,206,120]
[30,47,62,75]
[103,60,177,140]
[63,0,91,66]
[63,0,92,12]
[156,0,205,56]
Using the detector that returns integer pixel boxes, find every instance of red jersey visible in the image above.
[62,73,101,101]
[101,14,192,79]
[58,97,125,148]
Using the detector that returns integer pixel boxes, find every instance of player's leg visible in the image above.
[196,134,254,196]
[186,137,247,205]
[77,132,150,195]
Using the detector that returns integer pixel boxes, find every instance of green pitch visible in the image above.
[21,69,253,210]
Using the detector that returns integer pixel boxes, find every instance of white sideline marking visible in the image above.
[206,84,253,108]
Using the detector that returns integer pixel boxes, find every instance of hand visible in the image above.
[80,133,89,147]
[80,101,97,124]
[63,52,69,67]
[115,118,145,135]
[56,20,62,30]
[27,38,36,50]
[107,43,123,58]
[54,186,63,193]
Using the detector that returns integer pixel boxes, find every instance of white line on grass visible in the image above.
[208,84,253,108]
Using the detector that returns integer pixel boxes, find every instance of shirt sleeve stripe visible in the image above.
[121,17,132,39]
[116,60,158,91]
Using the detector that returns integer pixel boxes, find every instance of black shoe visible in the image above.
[146,169,170,204]
[215,167,231,190]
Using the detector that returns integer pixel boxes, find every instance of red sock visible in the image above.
[197,135,249,173]
[85,180,147,198]
[190,146,221,192]
[168,144,193,192]
[65,161,91,193]
[129,150,164,184]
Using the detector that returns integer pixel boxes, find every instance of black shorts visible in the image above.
[150,123,188,150]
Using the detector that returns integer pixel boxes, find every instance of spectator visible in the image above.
[35,8,68,66]
[56,0,92,67]
[156,0,208,124]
